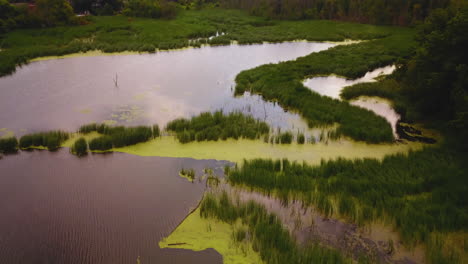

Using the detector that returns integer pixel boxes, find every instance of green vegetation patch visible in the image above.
[166,111,269,143]
[70,137,88,156]
[0,137,18,154]
[159,207,264,264]
[226,147,467,262]
[234,28,415,143]
[198,192,352,264]
[19,130,69,151]
[179,168,196,182]
[79,123,159,151]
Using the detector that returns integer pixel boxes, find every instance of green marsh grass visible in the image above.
[200,192,351,264]
[166,111,269,143]
[225,147,467,263]
[19,131,69,151]
[0,137,18,153]
[71,137,88,156]
[79,123,155,148]
[88,135,113,151]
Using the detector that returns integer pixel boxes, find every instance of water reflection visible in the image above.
[0,42,335,136]
[303,65,395,99]
[303,66,400,137]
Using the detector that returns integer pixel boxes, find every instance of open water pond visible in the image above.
[0,41,335,136]
[0,150,228,264]
[303,65,401,136]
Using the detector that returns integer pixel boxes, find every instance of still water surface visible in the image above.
[0,150,227,264]
[0,42,334,136]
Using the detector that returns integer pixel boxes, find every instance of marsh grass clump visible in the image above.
[166,111,269,144]
[179,168,195,182]
[153,124,160,138]
[199,192,351,264]
[0,137,18,154]
[79,123,154,148]
[279,132,293,144]
[297,133,305,144]
[71,137,88,157]
[19,131,69,151]
[89,136,113,151]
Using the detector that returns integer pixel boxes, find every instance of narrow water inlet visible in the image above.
[303,65,400,137]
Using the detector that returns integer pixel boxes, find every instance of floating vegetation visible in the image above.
[199,192,351,264]
[71,137,88,157]
[166,111,269,144]
[0,137,18,154]
[179,168,195,182]
[19,131,69,151]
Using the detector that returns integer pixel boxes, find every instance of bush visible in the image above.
[71,137,88,156]
[0,137,18,153]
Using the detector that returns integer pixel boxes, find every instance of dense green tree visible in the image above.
[36,0,77,26]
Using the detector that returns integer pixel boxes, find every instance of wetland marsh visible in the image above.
[0,5,466,264]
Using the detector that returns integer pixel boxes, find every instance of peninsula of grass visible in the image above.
[19,131,70,151]
[198,191,352,264]
[166,111,269,143]
[226,146,467,263]
[234,26,415,143]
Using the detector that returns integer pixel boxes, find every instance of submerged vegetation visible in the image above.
[200,192,351,264]
[226,146,467,262]
[19,131,70,151]
[166,111,269,143]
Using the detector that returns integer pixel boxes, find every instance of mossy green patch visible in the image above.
[113,136,425,164]
[159,208,264,264]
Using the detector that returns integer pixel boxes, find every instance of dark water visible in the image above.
[0,150,227,264]
[0,42,334,137]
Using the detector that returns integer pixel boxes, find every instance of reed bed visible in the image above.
[166,111,269,143]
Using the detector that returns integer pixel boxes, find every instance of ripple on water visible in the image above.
[0,150,227,264]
